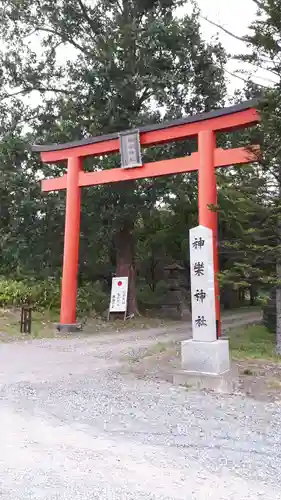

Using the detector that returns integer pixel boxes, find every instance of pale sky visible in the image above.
[190,0,277,93]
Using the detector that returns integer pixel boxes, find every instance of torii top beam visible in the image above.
[32,99,260,163]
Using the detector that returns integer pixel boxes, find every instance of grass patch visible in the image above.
[129,341,175,363]
[267,378,281,389]
[146,342,170,355]
[0,308,59,340]
[83,315,179,335]
[229,323,281,361]
[0,308,178,342]
[223,305,261,316]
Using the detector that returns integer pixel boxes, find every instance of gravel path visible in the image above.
[0,311,280,500]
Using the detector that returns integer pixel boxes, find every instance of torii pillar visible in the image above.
[198,129,221,334]
[60,157,82,326]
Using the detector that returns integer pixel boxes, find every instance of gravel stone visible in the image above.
[0,324,280,499]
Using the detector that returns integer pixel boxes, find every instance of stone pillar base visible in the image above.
[181,338,230,373]
[173,338,232,393]
[173,369,234,393]
[56,323,82,333]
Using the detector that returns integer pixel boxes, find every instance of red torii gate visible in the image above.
[32,100,260,332]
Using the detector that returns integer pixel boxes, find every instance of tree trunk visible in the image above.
[249,285,256,307]
[276,181,281,354]
[276,265,281,355]
[222,285,235,310]
[238,287,245,306]
[115,221,138,316]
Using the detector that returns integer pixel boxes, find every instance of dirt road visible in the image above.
[1,309,280,500]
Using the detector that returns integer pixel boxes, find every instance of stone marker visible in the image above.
[174,225,231,392]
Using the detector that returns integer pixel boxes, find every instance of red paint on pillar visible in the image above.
[198,130,221,337]
[60,157,82,325]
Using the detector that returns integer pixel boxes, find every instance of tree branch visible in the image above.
[224,67,268,88]
[201,15,281,82]
[76,0,111,49]
[76,0,100,35]
[237,55,280,78]
[0,86,76,102]
[36,26,91,56]
[0,89,30,101]
[35,86,77,94]
[116,0,123,13]
[200,15,249,43]
[138,87,152,104]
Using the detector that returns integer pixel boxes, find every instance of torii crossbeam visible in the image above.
[32,100,260,332]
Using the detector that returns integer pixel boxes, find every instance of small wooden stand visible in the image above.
[20,306,32,334]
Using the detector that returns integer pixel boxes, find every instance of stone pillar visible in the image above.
[174,226,231,392]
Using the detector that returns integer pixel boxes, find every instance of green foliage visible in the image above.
[0,278,108,315]
[238,0,281,351]
[0,0,277,326]
[263,288,276,334]
[77,281,108,315]
[212,162,276,312]
[137,280,169,310]
[0,278,61,309]
[0,0,228,315]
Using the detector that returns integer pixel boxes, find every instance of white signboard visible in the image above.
[109,277,129,313]
[190,225,216,342]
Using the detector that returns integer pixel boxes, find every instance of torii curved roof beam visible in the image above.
[32,99,260,163]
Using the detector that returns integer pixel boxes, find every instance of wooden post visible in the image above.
[198,130,221,337]
[60,157,82,328]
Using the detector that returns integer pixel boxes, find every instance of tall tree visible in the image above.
[0,0,227,314]
[201,0,281,352]
[242,0,281,353]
